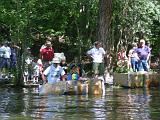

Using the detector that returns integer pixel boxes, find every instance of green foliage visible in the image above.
[110,0,160,72]
[115,66,129,73]
[0,0,159,74]
[114,60,129,73]
[0,0,159,48]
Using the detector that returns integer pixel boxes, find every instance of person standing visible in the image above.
[23,47,33,84]
[0,42,11,74]
[10,42,20,69]
[128,42,139,72]
[136,39,151,72]
[87,41,106,77]
[32,58,42,84]
[40,40,54,69]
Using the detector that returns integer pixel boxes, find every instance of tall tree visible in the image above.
[97,0,112,73]
[97,0,112,50]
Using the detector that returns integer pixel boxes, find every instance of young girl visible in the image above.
[32,59,43,84]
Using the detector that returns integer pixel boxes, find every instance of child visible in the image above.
[23,47,33,84]
[70,64,80,80]
[23,56,33,84]
[32,59,43,84]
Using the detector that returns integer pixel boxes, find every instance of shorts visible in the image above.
[92,62,104,75]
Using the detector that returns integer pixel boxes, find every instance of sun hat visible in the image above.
[52,57,61,63]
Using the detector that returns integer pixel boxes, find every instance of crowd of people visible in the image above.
[22,38,85,85]
[23,39,107,85]
[0,38,154,85]
[0,41,20,78]
[118,39,151,72]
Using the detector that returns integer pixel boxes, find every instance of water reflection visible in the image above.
[109,89,151,120]
[0,87,160,120]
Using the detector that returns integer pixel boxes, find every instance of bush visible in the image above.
[114,60,129,73]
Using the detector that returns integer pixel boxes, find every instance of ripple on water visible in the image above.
[0,87,160,119]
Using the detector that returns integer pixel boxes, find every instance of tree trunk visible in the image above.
[97,0,112,74]
[97,0,112,50]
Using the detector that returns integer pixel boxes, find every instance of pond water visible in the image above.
[0,86,160,120]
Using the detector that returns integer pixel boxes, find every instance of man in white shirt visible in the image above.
[87,41,106,77]
[0,42,11,69]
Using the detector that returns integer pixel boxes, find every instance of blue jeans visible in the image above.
[138,60,149,72]
[0,58,11,69]
[1,58,11,69]
[0,57,3,68]
[131,57,138,72]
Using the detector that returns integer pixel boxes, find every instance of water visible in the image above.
[0,86,160,120]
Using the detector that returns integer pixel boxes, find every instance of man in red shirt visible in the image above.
[40,41,54,69]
